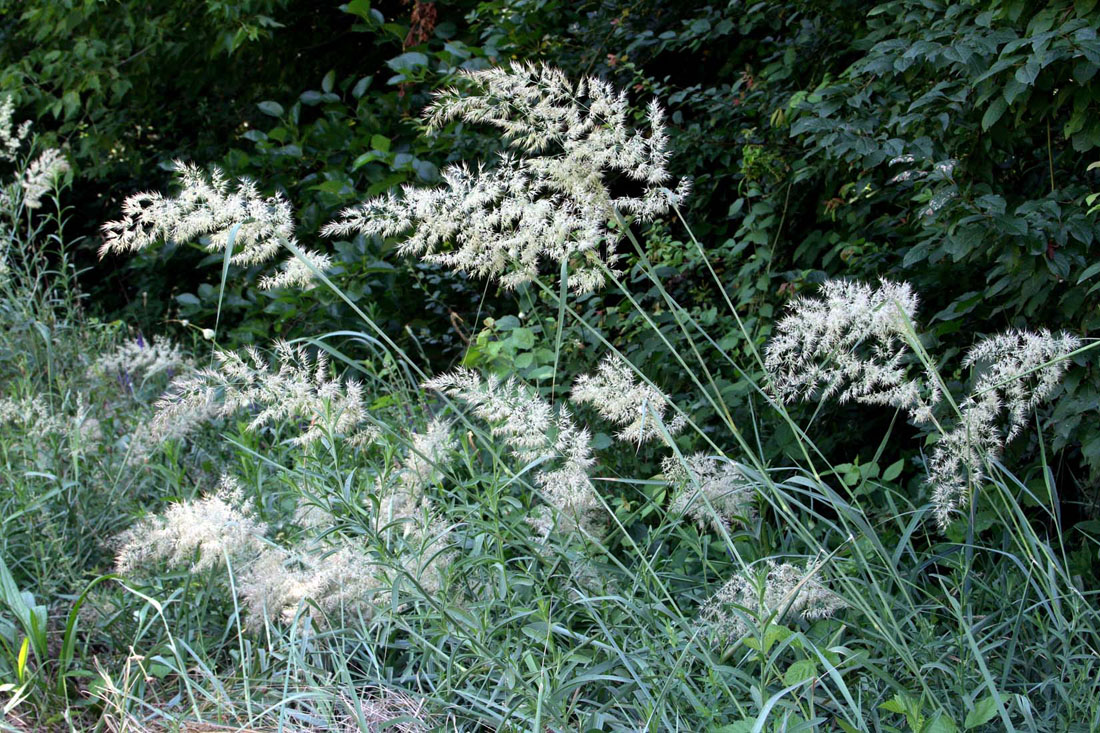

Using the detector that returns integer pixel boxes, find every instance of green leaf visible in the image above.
[964,696,998,729]
[386,52,428,73]
[882,458,905,482]
[343,0,373,20]
[257,100,284,117]
[981,98,1007,130]
[510,327,535,350]
[1014,59,1040,86]
[322,70,335,93]
[176,293,201,306]
[352,76,372,98]
[709,722,754,733]
[922,712,958,733]
[782,659,818,686]
[371,134,391,152]
[1077,261,1100,284]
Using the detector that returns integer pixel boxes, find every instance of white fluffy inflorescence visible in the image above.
[90,334,189,390]
[572,354,686,445]
[699,560,846,645]
[766,278,1081,528]
[20,148,70,209]
[150,340,379,448]
[115,475,266,574]
[399,417,458,492]
[927,329,1080,527]
[765,279,939,423]
[99,161,329,289]
[116,471,454,628]
[0,96,31,163]
[663,453,756,531]
[323,62,690,294]
[424,368,599,530]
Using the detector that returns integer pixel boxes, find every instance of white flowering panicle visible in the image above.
[115,471,454,628]
[572,354,686,445]
[151,340,379,448]
[0,99,68,216]
[766,278,1081,528]
[89,334,189,391]
[398,417,458,492]
[115,475,266,574]
[928,329,1080,527]
[239,541,382,627]
[20,148,70,209]
[323,62,690,294]
[0,96,31,163]
[425,368,600,530]
[765,279,940,423]
[0,394,66,437]
[99,161,330,289]
[699,560,846,645]
[663,453,756,531]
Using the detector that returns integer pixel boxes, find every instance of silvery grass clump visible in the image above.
[0,96,70,215]
[425,367,602,535]
[663,453,757,532]
[0,96,70,287]
[98,160,332,289]
[571,353,686,445]
[765,278,1080,527]
[88,333,189,394]
[323,61,690,294]
[116,434,457,629]
[699,559,846,646]
[139,340,380,455]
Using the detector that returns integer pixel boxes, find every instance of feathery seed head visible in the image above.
[572,354,685,445]
[425,367,601,525]
[699,560,845,646]
[325,62,690,294]
[765,278,939,422]
[99,161,329,288]
[664,453,756,531]
[20,148,69,209]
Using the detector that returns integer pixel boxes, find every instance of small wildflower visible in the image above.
[90,334,189,390]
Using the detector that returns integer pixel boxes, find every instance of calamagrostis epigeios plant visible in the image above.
[150,340,379,449]
[323,62,690,294]
[117,472,454,628]
[89,333,189,390]
[98,160,331,288]
[764,279,940,424]
[571,354,686,445]
[424,367,600,533]
[663,453,756,531]
[766,278,1080,527]
[699,559,846,646]
[928,329,1080,526]
[0,96,69,216]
